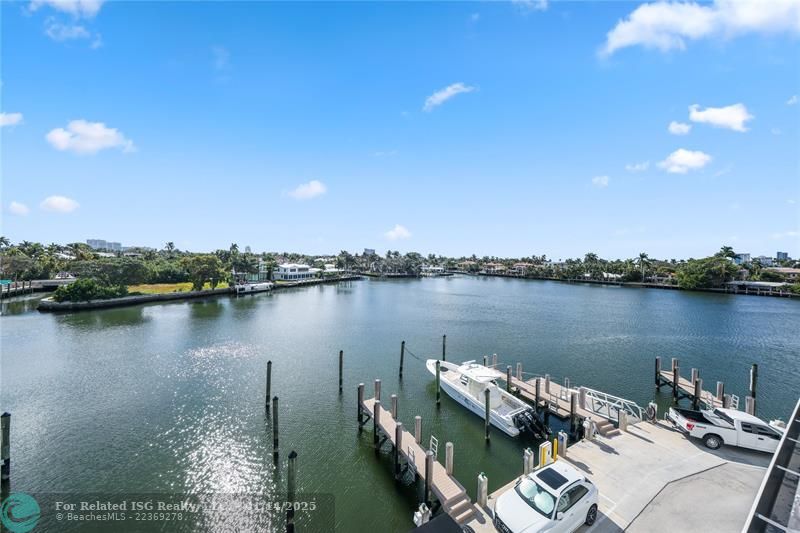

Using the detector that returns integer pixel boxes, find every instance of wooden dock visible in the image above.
[508,376,621,438]
[653,357,745,411]
[657,370,723,408]
[359,397,477,525]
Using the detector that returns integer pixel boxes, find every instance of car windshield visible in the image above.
[515,477,556,518]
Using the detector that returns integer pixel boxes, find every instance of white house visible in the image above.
[273,263,319,281]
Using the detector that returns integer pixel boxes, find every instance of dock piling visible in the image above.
[716,381,725,401]
[723,394,732,408]
[435,361,441,407]
[477,473,488,507]
[545,374,551,394]
[535,378,541,408]
[272,396,279,465]
[569,392,577,432]
[516,362,522,381]
[557,431,568,458]
[357,383,365,426]
[484,388,491,443]
[415,416,421,444]
[579,387,587,410]
[375,379,381,402]
[442,335,446,362]
[492,354,497,368]
[745,396,755,415]
[691,368,699,385]
[506,366,512,392]
[692,378,703,410]
[424,451,434,506]
[373,400,381,447]
[523,448,533,475]
[1,413,9,482]
[672,365,680,399]
[483,355,488,367]
[338,350,343,394]
[266,361,272,409]
[399,341,405,379]
[391,394,398,419]
[654,357,661,386]
[671,358,678,371]
[750,364,758,414]
[286,450,297,533]
[445,442,454,475]
[394,423,403,478]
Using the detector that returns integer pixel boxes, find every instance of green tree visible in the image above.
[181,255,226,290]
[636,252,650,281]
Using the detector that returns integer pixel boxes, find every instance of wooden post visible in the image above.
[375,379,381,402]
[506,366,512,392]
[391,394,398,419]
[749,363,758,407]
[492,354,497,367]
[477,473,488,507]
[483,355,488,367]
[671,357,678,371]
[723,394,731,408]
[435,361,441,407]
[690,368,699,385]
[716,381,725,401]
[445,442,454,475]
[672,365,680,399]
[1,413,9,482]
[535,378,541,408]
[484,387,491,443]
[266,361,272,409]
[399,341,405,379]
[442,335,446,362]
[516,362,522,380]
[357,383,365,425]
[272,396,279,465]
[415,416,421,444]
[286,450,297,533]
[692,378,702,410]
[373,400,381,446]
[569,392,577,431]
[545,374,550,394]
[395,423,403,478]
[745,396,755,415]
[338,350,343,394]
[424,450,434,506]
[655,356,661,386]
[579,387,586,410]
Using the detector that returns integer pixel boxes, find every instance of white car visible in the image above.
[494,461,599,533]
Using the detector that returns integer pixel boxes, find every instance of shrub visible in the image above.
[52,278,128,302]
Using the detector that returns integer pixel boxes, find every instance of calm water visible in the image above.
[2,277,799,532]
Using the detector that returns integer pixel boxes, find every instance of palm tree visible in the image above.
[717,245,736,259]
[636,252,650,281]
[0,236,10,249]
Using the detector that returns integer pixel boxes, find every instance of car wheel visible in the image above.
[585,504,598,526]
[703,434,722,450]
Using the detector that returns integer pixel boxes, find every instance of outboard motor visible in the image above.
[514,409,552,441]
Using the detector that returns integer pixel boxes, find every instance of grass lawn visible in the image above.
[127,282,229,294]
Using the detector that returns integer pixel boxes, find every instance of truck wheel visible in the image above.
[703,434,723,450]
[585,504,598,526]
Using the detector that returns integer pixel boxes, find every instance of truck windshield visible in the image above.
[515,478,556,518]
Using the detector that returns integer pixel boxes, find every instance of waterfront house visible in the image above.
[483,262,507,274]
[725,280,791,295]
[765,267,800,281]
[273,263,319,281]
[512,262,534,276]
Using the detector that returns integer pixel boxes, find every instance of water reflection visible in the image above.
[0,294,46,316]
[56,306,149,329]
[189,298,226,320]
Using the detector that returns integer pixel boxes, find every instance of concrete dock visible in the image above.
[464,420,769,532]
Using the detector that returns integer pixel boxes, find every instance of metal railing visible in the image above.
[581,386,644,423]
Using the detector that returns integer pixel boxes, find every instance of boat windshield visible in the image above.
[515,477,556,518]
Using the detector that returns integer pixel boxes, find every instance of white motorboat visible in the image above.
[233,281,273,295]
[426,359,550,439]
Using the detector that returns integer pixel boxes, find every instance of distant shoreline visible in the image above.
[471,272,796,299]
[36,276,362,312]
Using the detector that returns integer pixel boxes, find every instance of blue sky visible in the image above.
[2,0,799,259]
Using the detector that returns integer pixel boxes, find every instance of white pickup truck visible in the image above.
[667,406,784,453]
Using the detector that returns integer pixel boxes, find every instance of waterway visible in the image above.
[1,276,798,531]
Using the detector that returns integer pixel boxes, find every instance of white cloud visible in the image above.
[212,46,229,70]
[9,202,30,216]
[46,120,135,154]
[689,103,753,132]
[0,112,23,127]
[658,148,712,174]
[44,18,90,41]
[29,0,105,18]
[771,230,799,239]
[787,95,798,105]
[668,121,692,135]
[511,0,548,12]
[384,224,411,240]
[40,195,79,213]
[288,180,326,200]
[591,175,610,188]
[600,0,800,57]
[423,82,475,112]
[625,161,650,172]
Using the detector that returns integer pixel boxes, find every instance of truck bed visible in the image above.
[673,408,716,425]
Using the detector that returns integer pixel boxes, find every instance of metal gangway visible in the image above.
[581,386,644,423]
